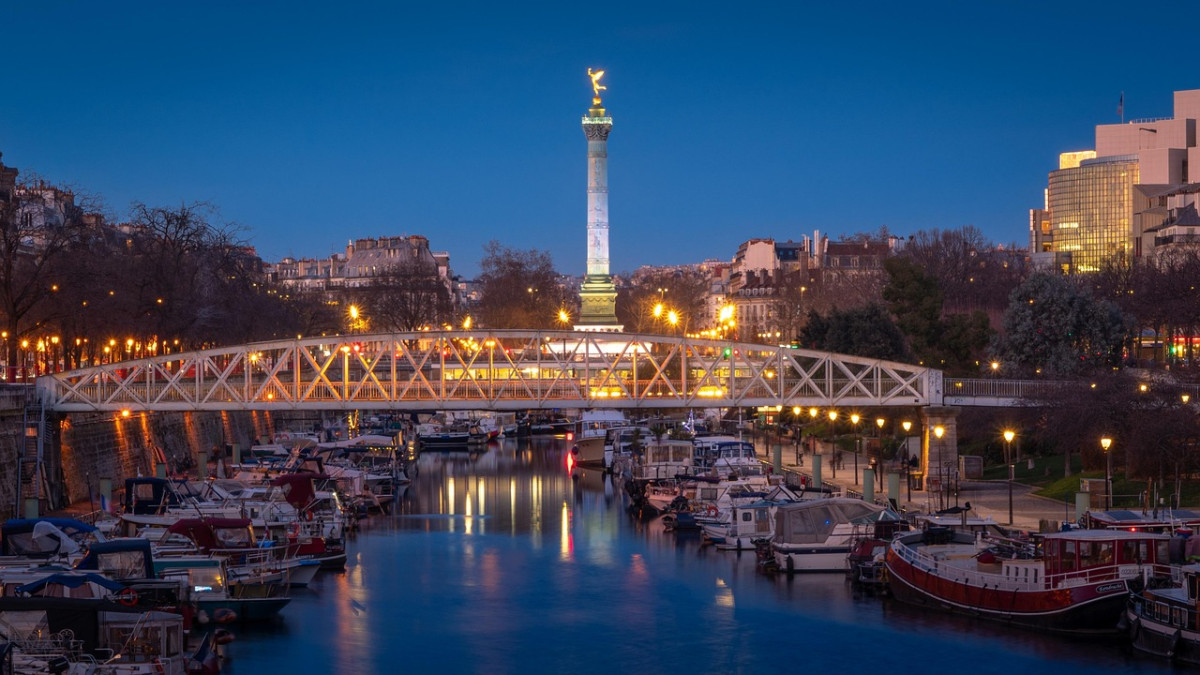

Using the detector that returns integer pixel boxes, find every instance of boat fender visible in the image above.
[786,555,795,574]
[1169,629,1181,659]
[117,587,139,607]
[196,609,210,625]
[214,608,238,624]
[214,628,236,645]
[1129,616,1141,641]
[707,505,718,517]
[305,511,314,522]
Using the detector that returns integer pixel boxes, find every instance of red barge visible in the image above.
[885,527,1172,634]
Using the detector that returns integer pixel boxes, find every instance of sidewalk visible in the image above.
[772,445,1072,532]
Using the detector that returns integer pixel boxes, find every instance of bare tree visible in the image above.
[474,241,568,329]
[0,179,93,376]
[357,259,453,332]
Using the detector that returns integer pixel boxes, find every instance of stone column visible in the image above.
[577,91,621,330]
[920,406,960,503]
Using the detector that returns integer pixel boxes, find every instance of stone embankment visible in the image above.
[0,391,321,518]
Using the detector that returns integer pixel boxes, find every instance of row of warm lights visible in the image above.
[786,406,939,436]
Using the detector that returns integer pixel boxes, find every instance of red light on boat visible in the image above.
[566,432,574,441]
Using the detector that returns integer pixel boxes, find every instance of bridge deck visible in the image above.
[36,331,938,413]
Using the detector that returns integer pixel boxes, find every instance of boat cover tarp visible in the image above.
[773,498,888,544]
[15,572,125,594]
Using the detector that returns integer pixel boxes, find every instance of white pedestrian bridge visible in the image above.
[34,330,960,413]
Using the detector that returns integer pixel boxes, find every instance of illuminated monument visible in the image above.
[575,68,623,331]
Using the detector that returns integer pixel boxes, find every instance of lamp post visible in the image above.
[1003,430,1015,525]
[850,413,861,486]
[902,420,913,503]
[828,411,838,479]
[1101,436,1113,511]
[792,406,801,465]
[934,425,945,510]
[875,417,885,491]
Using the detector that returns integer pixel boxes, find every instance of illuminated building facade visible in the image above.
[1046,157,1139,273]
[1032,89,1200,273]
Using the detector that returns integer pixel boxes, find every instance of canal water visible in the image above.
[221,436,1170,674]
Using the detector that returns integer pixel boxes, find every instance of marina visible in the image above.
[201,434,1171,674]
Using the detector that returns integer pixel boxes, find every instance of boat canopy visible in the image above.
[1,518,101,557]
[773,498,890,544]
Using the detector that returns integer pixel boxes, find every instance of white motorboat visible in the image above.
[771,497,900,573]
[570,410,631,467]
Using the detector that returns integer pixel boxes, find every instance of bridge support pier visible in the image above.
[920,406,960,508]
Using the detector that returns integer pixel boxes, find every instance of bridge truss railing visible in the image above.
[36,331,937,413]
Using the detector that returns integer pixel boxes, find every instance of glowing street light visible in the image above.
[933,425,946,510]
[850,414,861,485]
[827,410,839,478]
[1101,436,1113,511]
[1003,430,1016,525]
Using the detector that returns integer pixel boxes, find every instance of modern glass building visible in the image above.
[1046,156,1139,273]
[1031,89,1200,274]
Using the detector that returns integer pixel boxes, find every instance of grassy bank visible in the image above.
[980,453,1199,509]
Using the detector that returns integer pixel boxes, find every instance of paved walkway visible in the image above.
[771,445,1073,532]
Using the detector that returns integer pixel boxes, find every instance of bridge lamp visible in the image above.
[557,309,570,326]
[653,303,664,319]
[1184,394,1191,405]
[876,417,885,431]
[463,315,473,330]
[828,411,838,422]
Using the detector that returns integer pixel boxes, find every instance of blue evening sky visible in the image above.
[2,1,1195,278]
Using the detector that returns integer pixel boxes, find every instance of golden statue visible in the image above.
[587,68,607,98]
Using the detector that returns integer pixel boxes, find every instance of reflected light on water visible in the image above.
[477,477,486,518]
[464,488,473,535]
[531,476,542,542]
[714,577,734,608]
[329,562,372,672]
[509,479,516,536]
[560,501,573,561]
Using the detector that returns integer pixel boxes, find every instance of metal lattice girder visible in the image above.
[35,331,939,412]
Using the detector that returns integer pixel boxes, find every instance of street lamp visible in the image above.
[1101,436,1113,511]
[1003,430,1016,525]
[875,417,885,490]
[792,406,801,464]
[902,420,913,502]
[850,413,861,485]
[828,411,838,479]
[934,425,945,510]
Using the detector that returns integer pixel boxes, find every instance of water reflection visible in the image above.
[222,435,1171,674]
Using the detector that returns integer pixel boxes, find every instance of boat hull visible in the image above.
[885,549,1130,634]
[197,596,291,622]
[773,546,852,573]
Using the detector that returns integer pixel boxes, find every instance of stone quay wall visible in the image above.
[0,408,325,518]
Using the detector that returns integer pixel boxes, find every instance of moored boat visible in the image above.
[771,498,901,573]
[1124,562,1200,664]
[886,527,1172,634]
[571,409,631,467]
